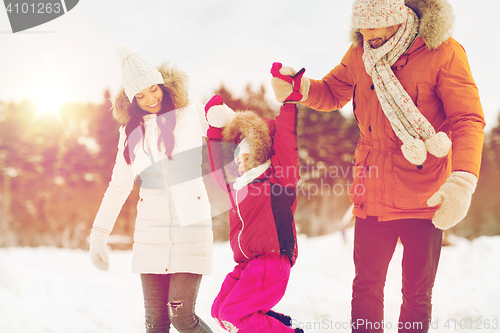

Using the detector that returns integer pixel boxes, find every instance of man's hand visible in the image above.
[427,171,477,230]
[270,62,310,103]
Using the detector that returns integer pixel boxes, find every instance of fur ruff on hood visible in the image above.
[350,0,454,50]
[112,63,189,126]
[221,111,275,182]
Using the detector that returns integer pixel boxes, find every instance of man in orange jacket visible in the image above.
[271,0,485,332]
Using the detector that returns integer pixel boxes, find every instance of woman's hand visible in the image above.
[89,227,110,271]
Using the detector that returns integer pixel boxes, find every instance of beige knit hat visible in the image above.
[117,45,164,102]
[352,0,407,29]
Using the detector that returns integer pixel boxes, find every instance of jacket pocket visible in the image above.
[170,179,211,227]
[415,83,434,106]
[136,189,169,226]
[392,153,449,209]
[349,148,369,204]
[415,83,443,123]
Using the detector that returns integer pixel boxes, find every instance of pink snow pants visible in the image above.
[212,254,294,333]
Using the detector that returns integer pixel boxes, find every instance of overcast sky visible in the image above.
[1,0,499,130]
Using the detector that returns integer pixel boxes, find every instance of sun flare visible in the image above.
[32,81,66,117]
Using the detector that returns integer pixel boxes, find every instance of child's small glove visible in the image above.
[205,95,223,120]
[205,95,236,128]
[205,95,224,139]
[427,171,477,230]
[270,62,310,103]
[89,227,110,271]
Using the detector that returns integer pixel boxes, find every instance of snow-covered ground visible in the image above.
[0,230,499,333]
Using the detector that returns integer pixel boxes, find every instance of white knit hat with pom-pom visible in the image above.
[117,45,164,102]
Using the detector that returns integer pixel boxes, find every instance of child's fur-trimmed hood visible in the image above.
[221,111,275,182]
[350,0,454,50]
[112,63,188,125]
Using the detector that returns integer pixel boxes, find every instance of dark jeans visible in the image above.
[351,216,443,333]
[140,273,213,333]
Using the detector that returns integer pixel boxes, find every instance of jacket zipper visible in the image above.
[235,189,250,259]
[148,131,173,271]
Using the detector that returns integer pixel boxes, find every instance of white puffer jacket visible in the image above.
[92,101,213,275]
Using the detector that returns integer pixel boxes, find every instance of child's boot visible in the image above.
[266,310,292,326]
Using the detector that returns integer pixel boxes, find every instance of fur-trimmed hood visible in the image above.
[112,63,189,125]
[221,111,275,181]
[350,0,454,50]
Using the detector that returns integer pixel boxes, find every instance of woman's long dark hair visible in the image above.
[123,85,177,165]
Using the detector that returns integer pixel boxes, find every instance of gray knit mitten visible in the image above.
[89,227,110,271]
[427,171,477,230]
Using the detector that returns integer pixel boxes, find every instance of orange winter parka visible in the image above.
[303,0,485,221]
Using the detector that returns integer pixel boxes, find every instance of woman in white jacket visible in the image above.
[89,46,213,333]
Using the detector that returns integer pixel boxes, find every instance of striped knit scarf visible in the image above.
[363,7,451,165]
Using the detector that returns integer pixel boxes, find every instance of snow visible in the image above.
[1,230,499,333]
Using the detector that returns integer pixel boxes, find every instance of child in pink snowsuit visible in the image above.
[205,78,304,332]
